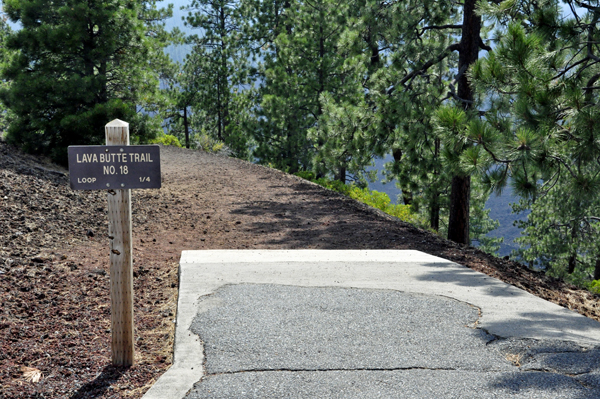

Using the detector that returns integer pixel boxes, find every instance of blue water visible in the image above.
[367,156,525,256]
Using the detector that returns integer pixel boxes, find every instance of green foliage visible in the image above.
[151,134,182,147]
[470,2,600,283]
[295,172,427,228]
[176,0,253,160]
[470,180,503,255]
[0,0,174,164]
[590,281,600,295]
[0,16,13,137]
[294,171,317,181]
[194,133,227,154]
[251,0,354,174]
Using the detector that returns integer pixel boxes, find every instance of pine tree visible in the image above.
[314,0,494,244]
[0,7,13,134]
[0,0,174,163]
[183,0,253,158]
[467,1,600,280]
[163,62,197,149]
[251,0,352,173]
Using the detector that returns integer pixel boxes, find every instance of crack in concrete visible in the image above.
[206,366,460,376]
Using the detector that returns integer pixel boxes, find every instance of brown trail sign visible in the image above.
[68,119,161,367]
[68,145,160,190]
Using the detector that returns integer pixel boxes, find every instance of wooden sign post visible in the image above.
[67,119,161,367]
[105,119,135,367]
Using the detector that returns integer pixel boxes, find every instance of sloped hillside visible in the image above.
[1,141,599,398]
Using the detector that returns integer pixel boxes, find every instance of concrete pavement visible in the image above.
[142,250,600,398]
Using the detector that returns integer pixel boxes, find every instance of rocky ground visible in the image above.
[1,141,599,398]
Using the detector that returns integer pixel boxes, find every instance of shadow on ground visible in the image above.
[69,365,127,399]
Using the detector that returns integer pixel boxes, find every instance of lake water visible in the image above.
[368,156,526,256]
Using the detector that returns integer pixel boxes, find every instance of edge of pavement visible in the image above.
[142,250,600,399]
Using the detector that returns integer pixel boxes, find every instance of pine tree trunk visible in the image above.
[448,0,481,245]
[568,254,576,274]
[99,62,108,104]
[594,257,600,280]
[448,175,470,244]
[568,226,578,274]
[430,191,440,232]
[336,166,346,184]
[183,107,190,149]
[430,138,441,232]
[218,5,229,142]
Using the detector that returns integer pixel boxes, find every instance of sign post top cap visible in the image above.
[106,119,129,128]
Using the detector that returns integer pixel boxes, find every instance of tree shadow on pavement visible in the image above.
[414,263,536,296]
[488,370,600,399]
[487,337,600,397]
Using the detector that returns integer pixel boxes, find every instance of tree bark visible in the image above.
[568,254,576,274]
[430,137,441,232]
[594,257,600,280]
[336,166,346,184]
[430,191,440,232]
[183,106,190,149]
[447,0,481,245]
[448,175,470,243]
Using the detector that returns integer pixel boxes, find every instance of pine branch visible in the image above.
[418,24,462,36]
[547,155,579,180]
[387,43,461,94]
[574,1,600,12]
[478,37,491,51]
[479,140,511,164]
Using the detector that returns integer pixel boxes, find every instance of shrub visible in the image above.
[294,171,316,181]
[151,134,182,147]
[195,134,228,154]
[590,280,600,294]
[294,172,426,227]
